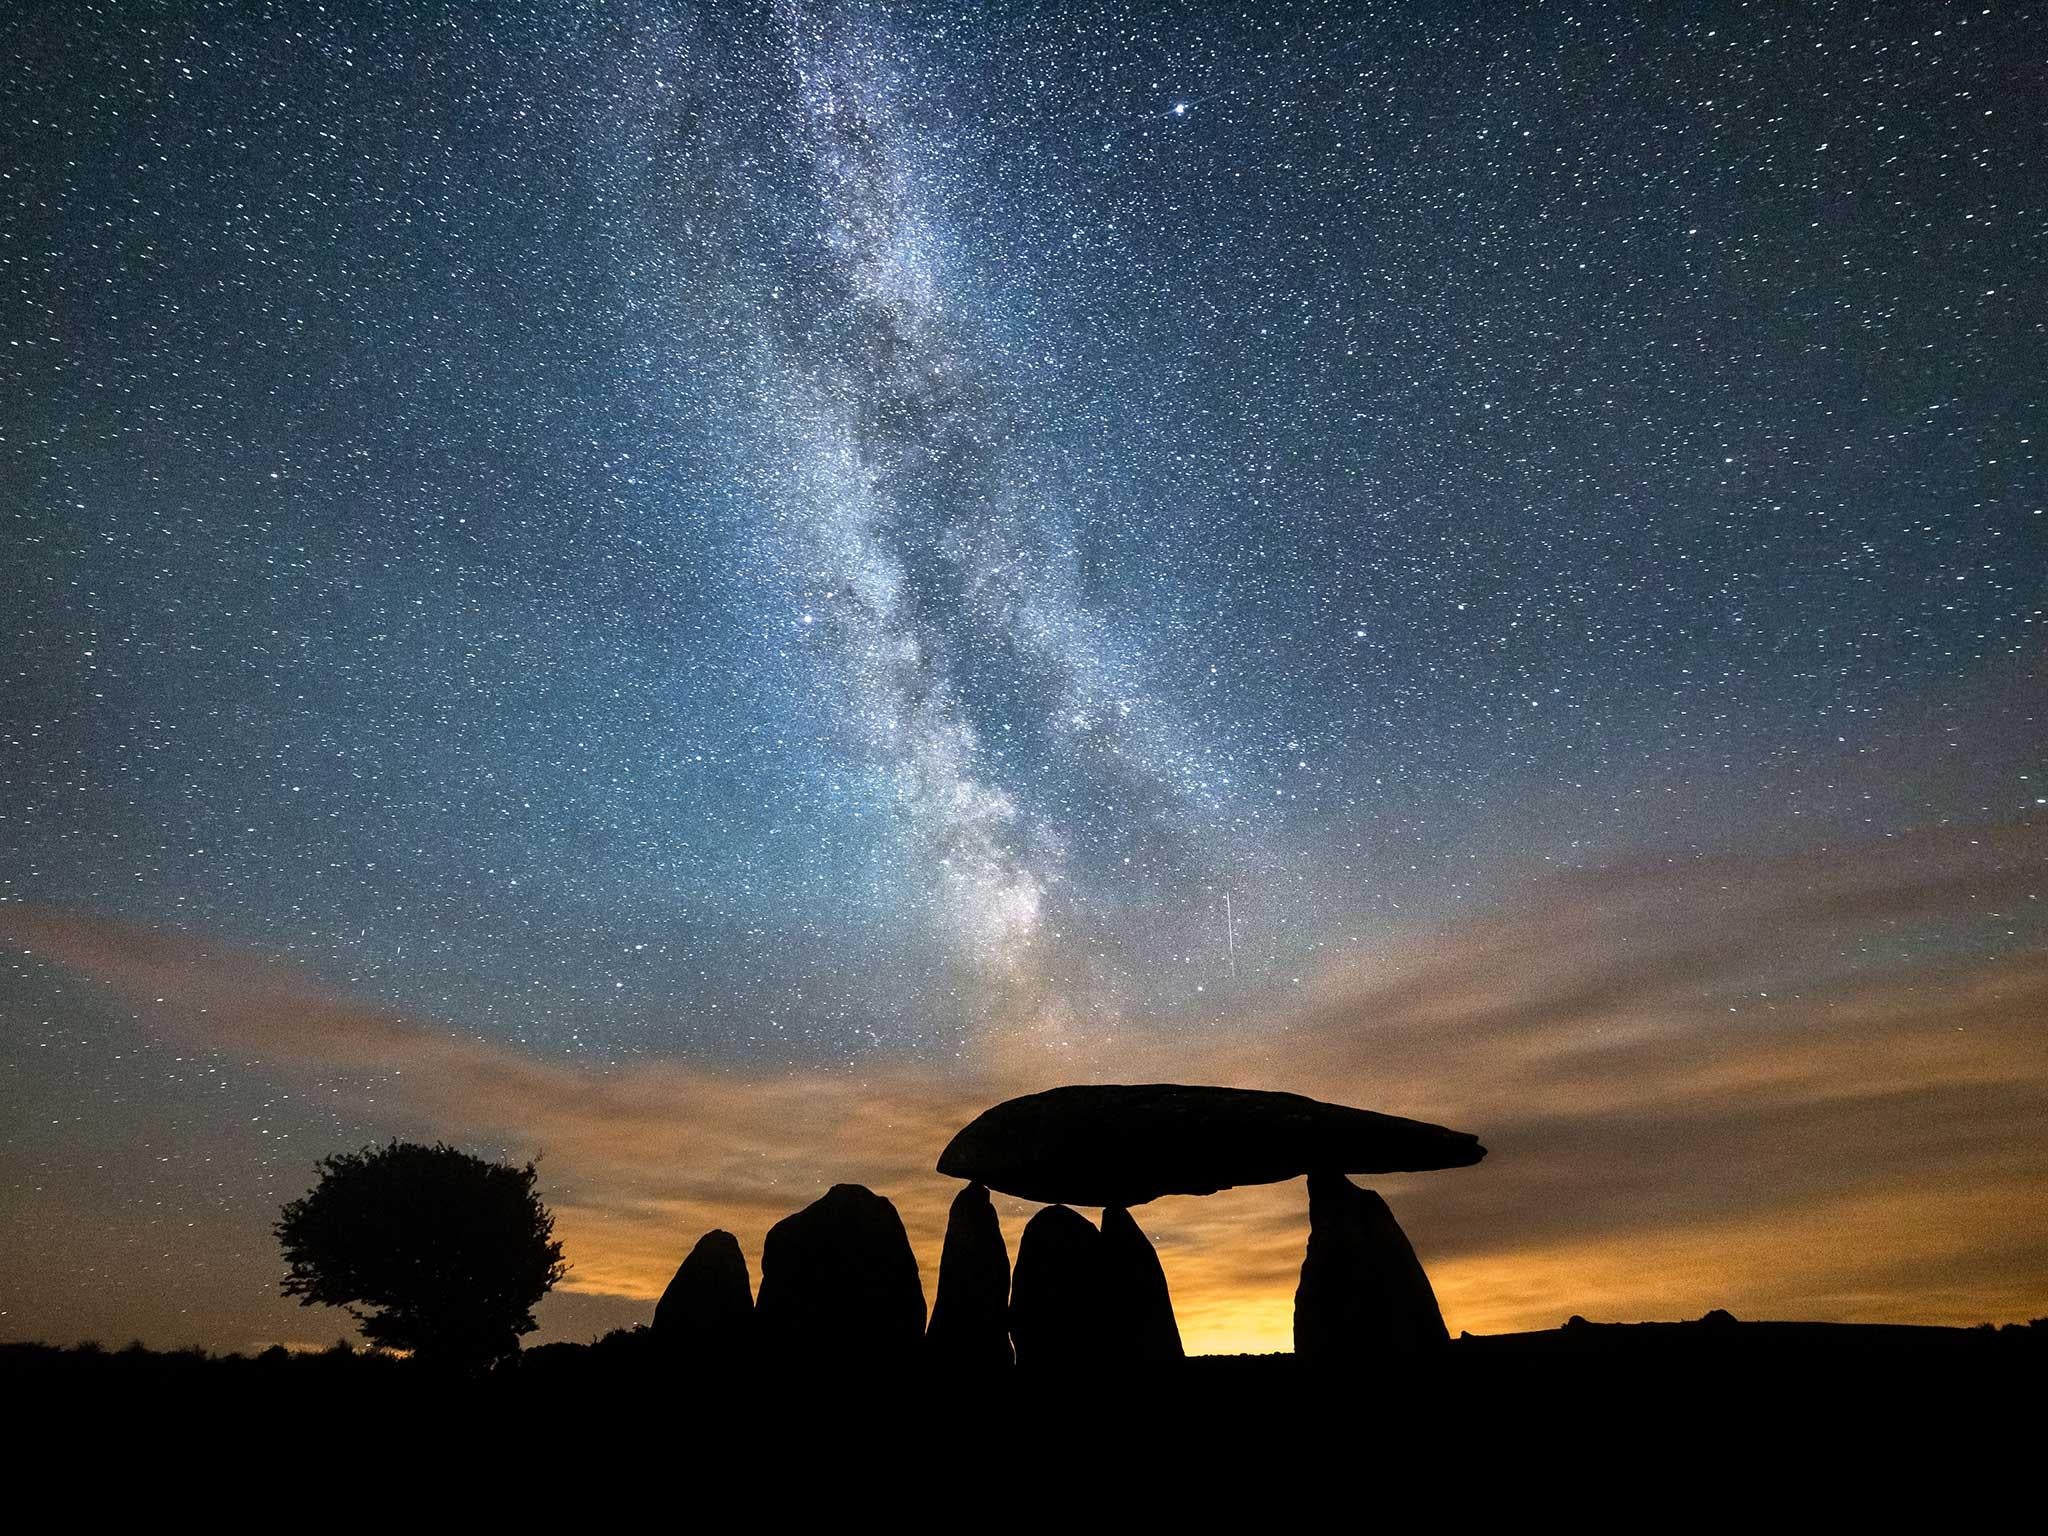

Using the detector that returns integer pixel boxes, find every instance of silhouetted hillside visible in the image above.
[7,1315,2040,1495]
[9,1309,2040,1397]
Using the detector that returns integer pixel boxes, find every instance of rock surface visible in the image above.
[1007,1204,1108,1367]
[939,1083,1485,1206]
[1293,1172,1450,1360]
[652,1228,754,1360]
[755,1183,926,1366]
[1100,1205,1183,1362]
[926,1181,1013,1368]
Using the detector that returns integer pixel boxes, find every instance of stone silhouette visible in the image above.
[755,1183,926,1367]
[652,1229,753,1364]
[926,1181,1013,1368]
[1293,1172,1449,1360]
[939,1083,1485,1206]
[941,1084,1484,1368]
[1101,1205,1183,1362]
[1008,1204,1109,1367]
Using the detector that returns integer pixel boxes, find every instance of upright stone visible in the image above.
[1293,1171,1449,1360]
[652,1228,754,1363]
[756,1183,926,1368]
[927,1181,1013,1368]
[1008,1204,1107,1367]
[1101,1205,1183,1362]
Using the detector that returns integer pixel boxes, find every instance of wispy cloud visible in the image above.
[7,818,2044,1351]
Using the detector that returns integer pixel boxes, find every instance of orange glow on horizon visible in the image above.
[5,818,2045,1352]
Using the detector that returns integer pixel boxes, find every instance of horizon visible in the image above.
[3,0,2043,1358]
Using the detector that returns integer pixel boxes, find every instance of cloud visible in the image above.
[6,817,2045,1350]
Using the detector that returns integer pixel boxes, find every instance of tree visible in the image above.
[276,1141,567,1370]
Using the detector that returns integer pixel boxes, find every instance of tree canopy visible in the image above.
[276,1140,567,1369]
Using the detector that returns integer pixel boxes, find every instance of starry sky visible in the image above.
[4,1,2045,1353]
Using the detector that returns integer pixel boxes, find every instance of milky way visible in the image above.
[6,0,2043,1059]
[723,3,1263,1002]
[758,5,1076,977]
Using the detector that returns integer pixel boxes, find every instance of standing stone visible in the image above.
[927,1181,1013,1368]
[756,1184,926,1368]
[1293,1172,1450,1360]
[1101,1205,1184,1362]
[1008,1204,1108,1367]
[652,1228,754,1363]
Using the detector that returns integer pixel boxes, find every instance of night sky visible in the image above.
[4,1,2044,1354]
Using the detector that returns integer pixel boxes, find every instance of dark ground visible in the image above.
[6,1324,2034,1514]
[8,1312,2037,1437]
[10,1310,2039,1383]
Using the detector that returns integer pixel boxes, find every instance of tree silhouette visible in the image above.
[276,1141,567,1370]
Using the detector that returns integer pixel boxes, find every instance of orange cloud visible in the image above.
[5,817,2044,1353]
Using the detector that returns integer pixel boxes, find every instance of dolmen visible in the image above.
[649,1085,1482,1371]
[938,1083,1484,1365]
